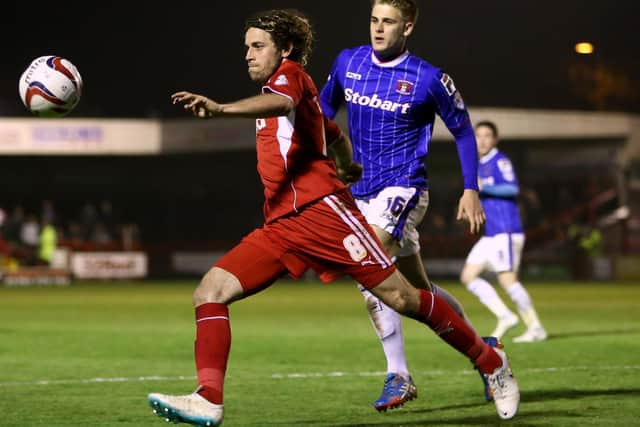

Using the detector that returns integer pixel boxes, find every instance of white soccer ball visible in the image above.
[18,55,83,117]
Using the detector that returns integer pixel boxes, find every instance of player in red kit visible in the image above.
[147,9,519,426]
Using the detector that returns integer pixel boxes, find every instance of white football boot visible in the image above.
[491,313,519,339]
[485,348,520,420]
[513,326,548,343]
[148,392,223,426]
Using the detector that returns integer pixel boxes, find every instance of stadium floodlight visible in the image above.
[575,42,595,55]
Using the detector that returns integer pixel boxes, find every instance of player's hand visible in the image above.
[171,91,223,118]
[457,189,485,234]
[337,162,363,186]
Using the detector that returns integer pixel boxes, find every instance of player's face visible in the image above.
[245,27,285,84]
[475,126,498,157]
[370,4,414,60]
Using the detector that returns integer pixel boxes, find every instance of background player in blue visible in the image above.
[320,0,491,411]
[460,121,547,343]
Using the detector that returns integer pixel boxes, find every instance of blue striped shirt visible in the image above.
[479,148,524,235]
[320,45,478,199]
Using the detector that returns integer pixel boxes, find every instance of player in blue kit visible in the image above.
[461,121,547,342]
[320,0,494,411]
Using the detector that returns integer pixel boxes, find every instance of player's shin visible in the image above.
[506,282,543,328]
[413,289,501,375]
[195,303,231,405]
[361,287,410,378]
[469,278,515,319]
[431,282,475,330]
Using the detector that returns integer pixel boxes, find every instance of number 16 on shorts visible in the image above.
[359,187,419,231]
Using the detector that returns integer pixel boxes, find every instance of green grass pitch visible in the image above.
[1,280,639,426]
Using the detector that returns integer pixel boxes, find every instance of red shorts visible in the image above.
[215,189,396,294]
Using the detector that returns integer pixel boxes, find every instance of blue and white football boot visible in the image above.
[373,373,418,412]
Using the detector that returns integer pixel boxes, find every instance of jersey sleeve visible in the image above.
[319,52,345,119]
[481,155,519,197]
[428,71,478,190]
[262,67,304,106]
[324,116,343,145]
[494,156,519,185]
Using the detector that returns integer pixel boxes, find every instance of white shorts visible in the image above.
[466,233,525,273]
[355,186,429,257]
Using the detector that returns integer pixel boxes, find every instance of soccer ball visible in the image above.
[19,55,83,117]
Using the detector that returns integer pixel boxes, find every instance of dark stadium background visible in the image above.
[2,1,638,116]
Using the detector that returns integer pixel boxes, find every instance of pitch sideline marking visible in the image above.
[271,365,640,379]
[0,375,197,387]
[1,365,639,388]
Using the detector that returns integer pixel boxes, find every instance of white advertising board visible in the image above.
[71,252,148,279]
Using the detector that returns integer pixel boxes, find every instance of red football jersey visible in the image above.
[257,59,346,223]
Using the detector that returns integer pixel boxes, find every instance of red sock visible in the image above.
[194,303,230,404]
[418,290,501,374]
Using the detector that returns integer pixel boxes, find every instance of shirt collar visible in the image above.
[480,148,499,164]
[371,50,410,68]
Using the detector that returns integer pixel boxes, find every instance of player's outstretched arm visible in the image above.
[172,91,293,119]
[457,189,485,234]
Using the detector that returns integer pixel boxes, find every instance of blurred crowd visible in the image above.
[0,176,618,271]
[0,200,141,268]
[416,175,619,261]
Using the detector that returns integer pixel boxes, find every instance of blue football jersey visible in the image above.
[320,45,478,199]
[478,148,524,236]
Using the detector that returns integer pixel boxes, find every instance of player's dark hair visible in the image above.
[370,0,419,23]
[475,120,499,137]
[245,9,314,67]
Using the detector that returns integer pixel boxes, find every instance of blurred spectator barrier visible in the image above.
[0,118,160,155]
[71,252,147,279]
[3,267,70,286]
